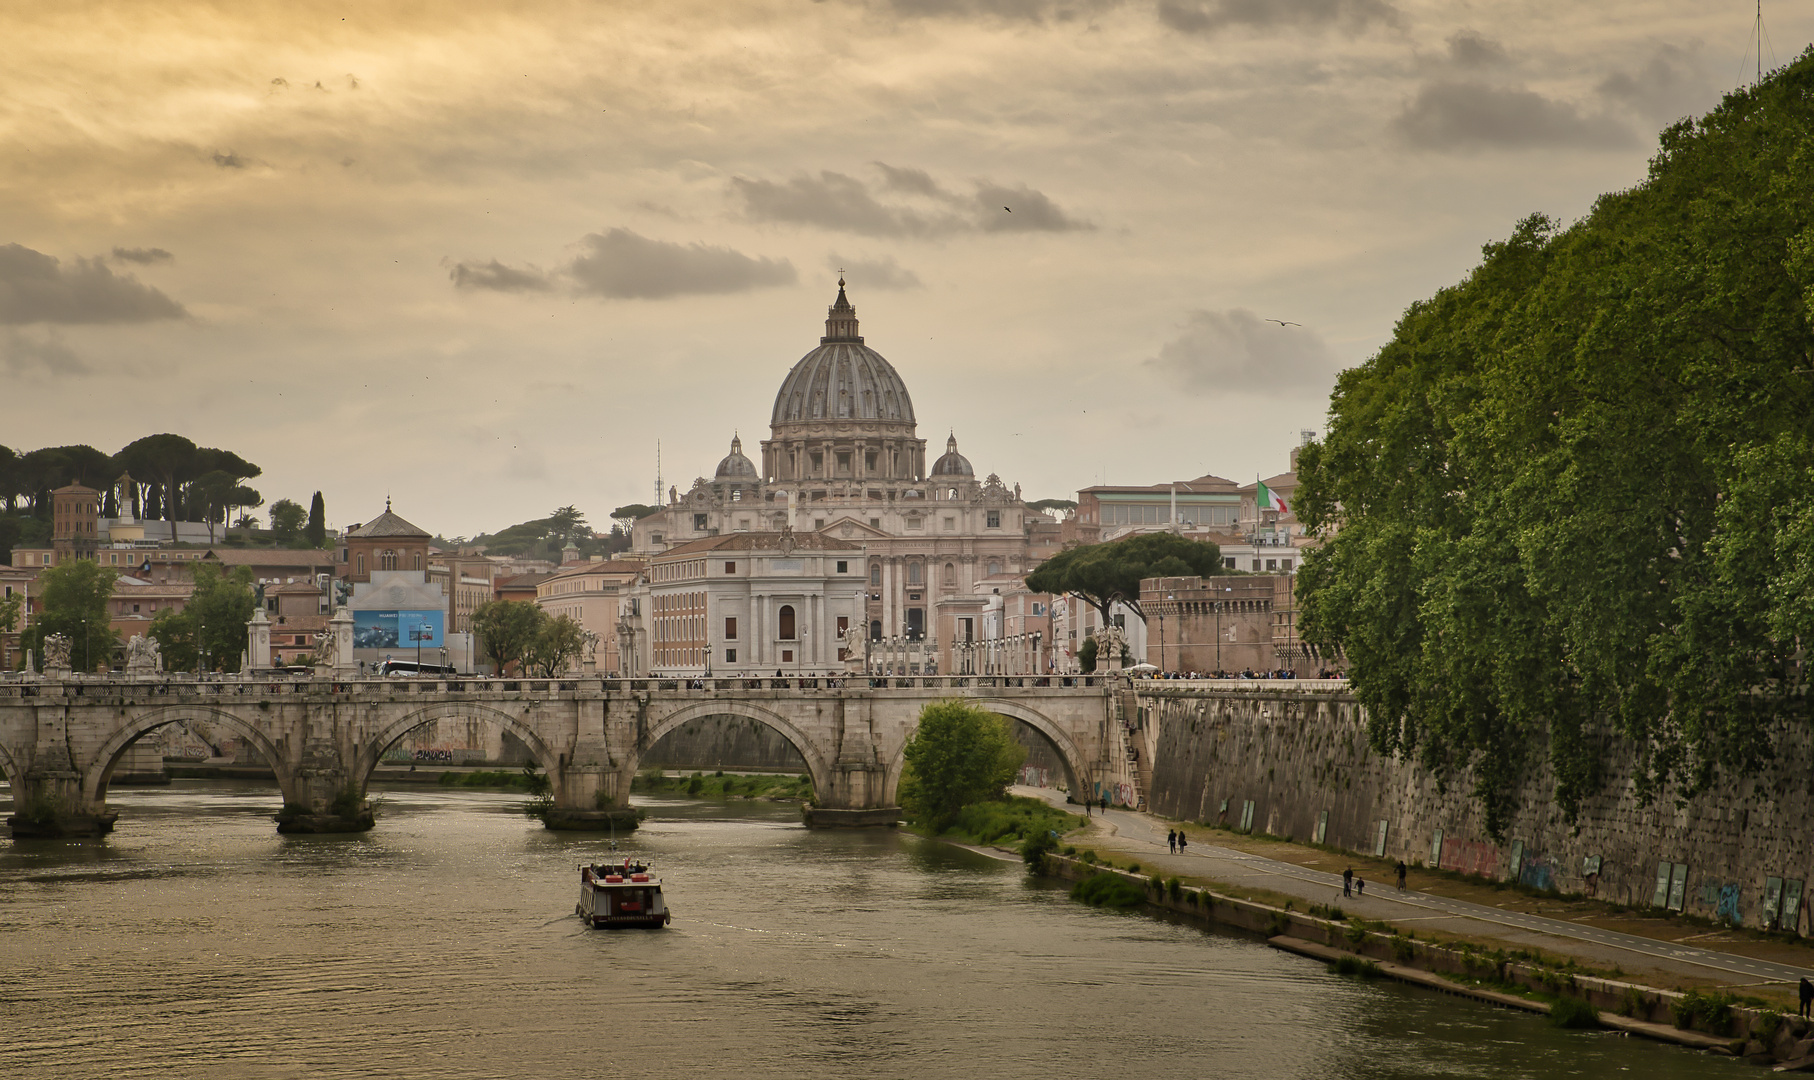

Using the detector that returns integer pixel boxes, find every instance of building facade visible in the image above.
[618,531,864,677]
[630,281,1044,673]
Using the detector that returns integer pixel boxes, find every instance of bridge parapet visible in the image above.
[0,672,1115,838]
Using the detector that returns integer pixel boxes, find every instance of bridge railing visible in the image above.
[1129,678,1351,692]
[0,672,1115,697]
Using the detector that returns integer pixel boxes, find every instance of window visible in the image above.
[810,452,823,475]
[778,605,796,640]
[836,451,851,472]
[724,561,736,574]
[986,510,1001,528]
[907,563,922,585]
[836,616,849,637]
[836,560,848,573]
[814,518,825,530]
[357,553,366,575]
[869,518,880,528]
[413,552,422,571]
[781,649,793,662]
[943,517,955,531]
[906,608,925,639]
[652,533,663,544]
[943,563,956,586]
[870,563,881,585]
[726,649,736,663]
[694,513,708,530]
[725,617,738,640]
[905,516,922,530]
[1032,602,1046,616]
[1265,559,1277,571]
[1251,560,1261,571]
[1224,557,1236,569]
[988,560,1000,576]
[737,518,749,531]
[870,620,882,641]
[1282,558,1294,571]
[731,487,742,501]
[380,549,397,571]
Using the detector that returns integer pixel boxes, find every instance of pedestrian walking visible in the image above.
[1801,977,1813,1019]
[1395,860,1407,891]
[1356,877,1366,896]
[1084,799,1091,817]
[1167,829,1177,854]
[1101,795,1108,814]
[1176,832,1187,855]
[1342,867,1353,897]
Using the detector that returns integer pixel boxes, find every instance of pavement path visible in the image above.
[1016,787,1814,990]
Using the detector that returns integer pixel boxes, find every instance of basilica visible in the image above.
[629,281,1042,669]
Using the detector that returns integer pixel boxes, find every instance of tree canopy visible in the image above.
[1025,532,1225,623]
[1295,51,1814,835]
[471,505,622,560]
[22,560,117,672]
[898,700,1027,833]
[147,562,258,673]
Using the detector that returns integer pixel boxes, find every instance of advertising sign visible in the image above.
[353,610,444,650]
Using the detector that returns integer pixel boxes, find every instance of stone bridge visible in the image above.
[0,673,1117,836]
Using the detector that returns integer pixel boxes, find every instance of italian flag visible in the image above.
[1257,481,1290,515]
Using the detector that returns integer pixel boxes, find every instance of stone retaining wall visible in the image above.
[1136,687,1814,931]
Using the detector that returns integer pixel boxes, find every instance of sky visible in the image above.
[4,1,1809,540]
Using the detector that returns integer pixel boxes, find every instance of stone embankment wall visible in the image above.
[642,716,807,772]
[1137,687,1814,931]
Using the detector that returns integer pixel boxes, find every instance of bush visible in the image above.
[947,795,1079,846]
[1672,988,1736,1033]
[1021,832,1057,868]
[1071,872,1147,909]
[1167,876,1183,901]
[1548,997,1600,1029]
[1390,934,1415,962]
[1328,954,1381,978]
[1617,986,1649,1018]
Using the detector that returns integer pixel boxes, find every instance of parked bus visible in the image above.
[377,659,459,678]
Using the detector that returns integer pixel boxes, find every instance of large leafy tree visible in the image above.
[1296,51,1814,835]
[524,613,587,676]
[147,562,257,673]
[1025,532,1225,624]
[23,560,117,672]
[470,600,547,674]
[898,701,1027,832]
[268,498,307,544]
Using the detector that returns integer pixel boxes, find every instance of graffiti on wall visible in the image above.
[1438,839,1500,877]
[1519,856,1555,892]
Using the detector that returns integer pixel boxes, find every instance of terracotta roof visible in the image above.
[544,560,645,581]
[349,506,430,538]
[268,581,323,595]
[1079,474,1240,495]
[656,531,862,557]
[497,572,554,589]
[204,548,336,566]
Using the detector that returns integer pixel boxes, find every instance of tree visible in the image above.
[22,560,117,672]
[611,503,661,535]
[898,701,1027,832]
[1074,634,1132,674]
[525,612,587,676]
[148,562,257,673]
[470,600,546,674]
[1025,532,1224,625]
[269,498,307,544]
[1295,52,1814,835]
[305,491,327,548]
[1027,498,1078,518]
[113,433,199,522]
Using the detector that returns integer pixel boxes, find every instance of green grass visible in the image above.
[1328,954,1382,978]
[938,795,1085,847]
[631,770,815,801]
[439,769,539,790]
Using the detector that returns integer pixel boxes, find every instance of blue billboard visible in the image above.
[353,610,444,650]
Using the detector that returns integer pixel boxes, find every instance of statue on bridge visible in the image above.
[313,629,337,667]
[42,632,72,671]
[126,633,162,675]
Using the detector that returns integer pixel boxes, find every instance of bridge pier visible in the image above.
[540,761,639,832]
[8,769,119,838]
[275,757,373,835]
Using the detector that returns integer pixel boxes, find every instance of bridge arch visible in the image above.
[881,697,1090,807]
[634,699,834,799]
[82,704,296,805]
[356,703,563,786]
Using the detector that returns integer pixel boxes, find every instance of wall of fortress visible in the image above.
[1136,687,1814,931]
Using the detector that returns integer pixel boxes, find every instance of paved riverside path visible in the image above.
[1014,787,1814,993]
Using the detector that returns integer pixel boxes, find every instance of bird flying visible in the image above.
[1265,319,1300,327]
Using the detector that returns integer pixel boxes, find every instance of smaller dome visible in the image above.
[715,434,758,480]
[930,433,973,477]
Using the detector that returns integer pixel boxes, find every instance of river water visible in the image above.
[0,780,1742,1080]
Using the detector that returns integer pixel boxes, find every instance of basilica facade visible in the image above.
[630,281,1041,671]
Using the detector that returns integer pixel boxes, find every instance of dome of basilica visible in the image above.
[770,281,916,429]
[930,433,974,477]
[715,435,758,479]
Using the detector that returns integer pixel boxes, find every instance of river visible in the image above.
[0,780,1743,1079]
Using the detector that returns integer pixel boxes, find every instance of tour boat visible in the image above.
[577,858,671,929]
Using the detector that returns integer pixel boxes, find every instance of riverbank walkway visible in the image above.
[1015,786,1814,1006]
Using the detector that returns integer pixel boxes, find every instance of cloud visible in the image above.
[829,255,922,290]
[452,229,795,300]
[1148,308,1338,393]
[1598,47,1715,127]
[449,258,553,292]
[1392,81,1636,151]
[1446,30,1509,68]
[566,229,796,298]
[0,243,187,324]
[111,246,173,265]
[212,151,248,168]
[734,163,1088,236]
[1157,0,1401,36]
[1,329,90,377]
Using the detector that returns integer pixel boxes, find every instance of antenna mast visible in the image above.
[654,440,663,506]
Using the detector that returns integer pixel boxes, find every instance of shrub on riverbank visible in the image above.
[439,769,539,790]
[943,795,1082,847]
[632,770,814,802]
[1327,954,1382,978]
[1071,872,1146,909]
[1547,997,1601,1029]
